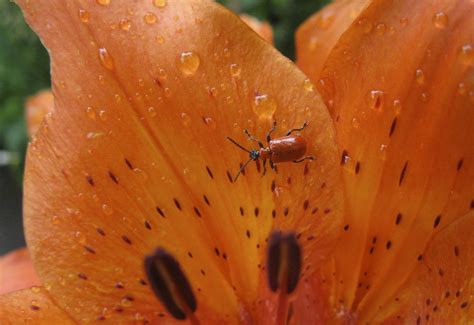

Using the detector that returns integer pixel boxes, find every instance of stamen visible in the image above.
[266,231,302,325]
[144,248,198,322]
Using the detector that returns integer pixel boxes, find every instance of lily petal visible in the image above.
[375,211,474,323]
[25,90,54,138]
[18,0,343,322]
[0,287,74,323]
[240,14,274,44]
[299,0,473,321]
[296,0,370,81]
[0,248,40,295]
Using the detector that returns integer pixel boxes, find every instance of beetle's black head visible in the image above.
[250,150,260,160]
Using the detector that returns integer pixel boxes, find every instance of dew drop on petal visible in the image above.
[31,286,41,294]
[144,12,157,24]
[458,82,466,96]
[252,94,277,119]
[367,90,384,110]
[99,110,107,121]
[119,19,131,31]
[459,44,473,66]
[102,204,114,216]
[392,99,402,114]
[315,11,335,30]
[229,63,241,77]
[79,9,90,23]
[51,215,61,225]
[181,112,191,127]
[204,116,216,129]
[75,231,86,244]
[358,18,373,34]
[375,23,386,36]
[178,51,200,75]
[147,106,157,117]
[153,0,167,8]
[97,0,110,6]
[99,48,115,70]
[86,107,96,120]
[415,69,425,85]
[303,79,315,92]
[432,12,448,29]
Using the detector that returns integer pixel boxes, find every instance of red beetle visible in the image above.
[227,121,314,181]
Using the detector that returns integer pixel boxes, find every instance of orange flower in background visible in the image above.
[25,90,54,138]
[0,248,40,295]
[0,0,472,324]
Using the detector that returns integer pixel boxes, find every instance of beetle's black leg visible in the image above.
[266,120,277,143]
[244,129,264,148]
[269,160,278,174]
[285,121,308,136]
[293,156,314,163]
[262,159,267,176]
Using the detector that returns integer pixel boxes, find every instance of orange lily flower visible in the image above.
[0,0,472,324]
[296,0,473,323]
[0,248,40,295]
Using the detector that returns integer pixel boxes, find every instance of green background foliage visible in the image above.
[0,0,329,254]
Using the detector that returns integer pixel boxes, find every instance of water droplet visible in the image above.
[99,110,107,121]
[252,94,277,119]
[119,19,131,31]
[303,79,315,92]
[133,168,148,180]
[86,107,96,119]
[79,9,90,23]
[315,11,334,30]
[392,99,402,114]
[229,63,241,77]
[97,0,110,5]
[102,204,114,216]
[181,112,191,127]
[178,51,200,75]
[367,90,384,110]
[51,215,61,225]
[375,23,386,36]
[153,0,167,8]
[432,12,448,29]
[203,116,216,129]
[156,36,165,44]
[144,12,157,24]
[147,106,157,117]
[358,18,373,34]
[420,92,429,102]
[31,286,41,293]
[98,48,115,70]
[75,231,86,244]
[158,68,167,80]
[351,117,360,129]
[458,82,466,95]
[415,69,425,85]
[459,44,473,66]
[121,298,133,307]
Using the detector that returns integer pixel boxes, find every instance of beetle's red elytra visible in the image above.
[227,121,314,181]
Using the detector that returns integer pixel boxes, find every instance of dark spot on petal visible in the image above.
[254,207,259,217]
[30,305,40,311]
[78,273,88,280]
[144,220,152,230]
[84,245,96,254]
[389,118,397,137]
[86,175,95,186]
[122,235,132,245]
[457,159,463,171]
[173,199,182,211]
[271,180,276,192]
[205,166,214,179]
[115,282,124,289]
[386,241,392,250]
[272,209,276,218]
[193,207,201,218]
[324,208,331,214]
[311,208,318,214]
[461,301,468,309]
[239,207,244,216]
[372,237,377,244]
[303,200,309,210]
[284,207,289,216]
[139,279,148,286]
[454,246,459,257]
[156,207,166,218]
[355,161,361,174]
[124,158,133,170]
[399,161,408,186]
[343,224,350,231]
[96,227,106,236]
[108,171,119,184]
[304,164,309,175]
[433,215,441,228]
[214,248,220,256]
[246,230,251,238]
[203,195,210,206]
[369,246,374,254]
[418,254,423,261]
[226,170,233,183]
[395,213,402,225]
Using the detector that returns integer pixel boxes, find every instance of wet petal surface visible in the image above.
[18,0,343,322]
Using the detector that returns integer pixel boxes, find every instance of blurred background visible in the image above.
[0,0,329,255]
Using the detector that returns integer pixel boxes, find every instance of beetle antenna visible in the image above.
[226,137,251,153]
[233,158,253,182]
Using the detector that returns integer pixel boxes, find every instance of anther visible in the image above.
[266,231,302,325]
[144,248,198,322]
